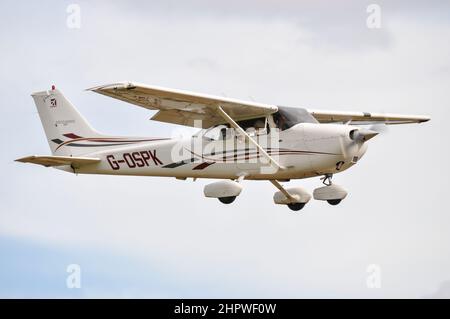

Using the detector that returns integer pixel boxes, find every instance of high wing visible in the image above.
[88,82,278,128]
[308,109,430,125]
[88,82,430,127]
[15,155,100,168]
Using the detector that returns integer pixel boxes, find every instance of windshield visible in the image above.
[272,106,318,131]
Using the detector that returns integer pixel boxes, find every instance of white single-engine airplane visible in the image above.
[16,83,430,211]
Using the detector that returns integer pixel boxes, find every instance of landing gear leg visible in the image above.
[320,173,333,186]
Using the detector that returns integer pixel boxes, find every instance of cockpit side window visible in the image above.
[201,124,231,141]
[237,117,266,129]
[236,117,268,136]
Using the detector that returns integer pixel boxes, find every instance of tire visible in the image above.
[218,196,236,204]
[287,202,306,211]
[327,199,342,206]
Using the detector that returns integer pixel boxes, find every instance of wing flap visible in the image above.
[15,155,100,167]
[150,109,222,128]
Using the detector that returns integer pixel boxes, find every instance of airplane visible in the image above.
[16,83,430,211]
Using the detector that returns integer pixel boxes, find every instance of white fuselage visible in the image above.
[71,123,367,181]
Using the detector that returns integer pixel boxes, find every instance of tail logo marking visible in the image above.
[50,98,57,107]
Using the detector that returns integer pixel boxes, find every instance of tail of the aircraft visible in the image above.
[32,86,105,156]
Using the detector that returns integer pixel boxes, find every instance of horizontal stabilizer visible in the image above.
[15,155,100,168]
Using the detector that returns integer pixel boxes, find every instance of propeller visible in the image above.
[368,123,389,135]
[339,123,387,160]
[349,128,379,142]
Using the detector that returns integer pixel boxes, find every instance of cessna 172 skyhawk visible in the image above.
[16,83,430,211]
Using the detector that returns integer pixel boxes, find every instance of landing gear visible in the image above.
[320,173,333,186]
[313,174,347,206]
[271,180,311,211]
[287,202,306,211]
[204,180,242,204]
[218,196,236,204]
[267,175,348,211]
[327,199,342,206]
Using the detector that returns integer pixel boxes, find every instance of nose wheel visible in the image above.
[327,199,342,206]
[218,196,236,204]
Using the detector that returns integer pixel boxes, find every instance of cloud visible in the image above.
[423,281,450,299]
[0,235,231,298]
[186,57,219,72]
[102,0,450,51]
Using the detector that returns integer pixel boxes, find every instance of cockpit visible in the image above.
[196,106,318,140]
[272,106,318,130]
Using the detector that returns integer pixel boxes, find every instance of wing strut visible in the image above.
[217,106,285,171]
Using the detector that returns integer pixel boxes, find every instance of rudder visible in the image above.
[32,86,102,156]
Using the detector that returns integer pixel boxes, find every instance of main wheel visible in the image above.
[327,199,342,206]
[287,202,306,211]
[218,196,236,204]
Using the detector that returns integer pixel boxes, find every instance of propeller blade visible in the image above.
[368,123,388,134]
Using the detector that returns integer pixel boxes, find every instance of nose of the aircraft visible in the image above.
[359,129,379,141]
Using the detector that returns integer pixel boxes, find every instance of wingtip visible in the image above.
[15,155,35,163]
[85,82,134,92]
[85,84,105,92]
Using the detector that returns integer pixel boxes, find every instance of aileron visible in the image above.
[309,109,430,125]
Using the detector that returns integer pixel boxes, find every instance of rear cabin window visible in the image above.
[236,117,266,130]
